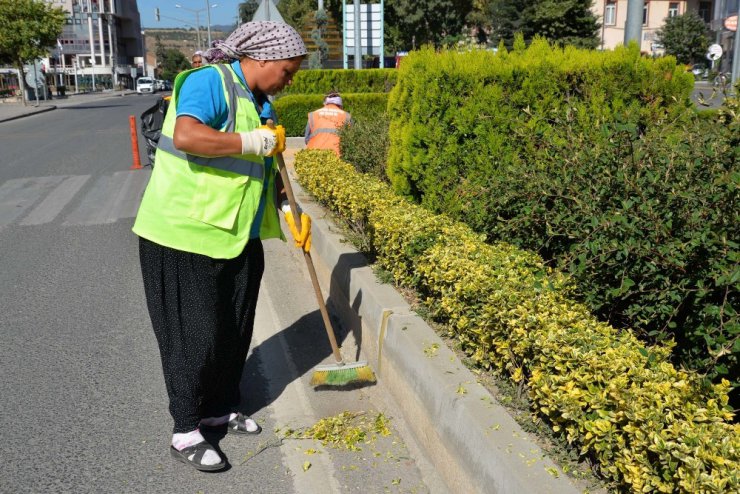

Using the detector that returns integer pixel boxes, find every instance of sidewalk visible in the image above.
[0,89,137,123]
[283,141,585,494]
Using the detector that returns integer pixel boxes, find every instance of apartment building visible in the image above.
[46,0,143,91]
[591,0,737,65]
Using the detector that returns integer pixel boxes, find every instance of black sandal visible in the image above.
[201,412,262,435]
[169,442,226,472]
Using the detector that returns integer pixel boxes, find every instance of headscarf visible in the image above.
[203,22,307,64]
[324,95,343,107]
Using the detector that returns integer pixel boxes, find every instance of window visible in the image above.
[605,0,617,25]
[668,2,680,17]
[643,2,649,26]
[698,1,711,23]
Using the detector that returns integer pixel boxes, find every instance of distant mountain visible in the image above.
[210,24,237,33]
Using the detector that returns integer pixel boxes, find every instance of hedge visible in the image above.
[385,40,738,393]
[279,68,397,95]
[274,92,389,137]
[294,149,739,493]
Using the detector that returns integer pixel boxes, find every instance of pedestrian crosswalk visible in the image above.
[0,169,151,230]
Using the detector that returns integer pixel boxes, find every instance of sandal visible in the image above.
[169,442,226,472]
[201,412,262,435]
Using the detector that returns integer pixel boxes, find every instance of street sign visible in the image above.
[345,3,382,54]
[724,15,737,32]
[24,61,45,88]
[707,44,723,61]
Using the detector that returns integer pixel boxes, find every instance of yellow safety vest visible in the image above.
[133,64,284,259]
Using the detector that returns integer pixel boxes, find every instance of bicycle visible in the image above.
[712,71,730,90]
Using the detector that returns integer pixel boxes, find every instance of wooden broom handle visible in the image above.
[274,151,344,364]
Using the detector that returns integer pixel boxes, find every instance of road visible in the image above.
[0,94,439,494]
[691,81,730,109]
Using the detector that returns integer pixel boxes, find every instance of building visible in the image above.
[48,0,143,92]
[591,1,737,68]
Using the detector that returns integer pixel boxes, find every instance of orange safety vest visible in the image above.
[305,104,351,156]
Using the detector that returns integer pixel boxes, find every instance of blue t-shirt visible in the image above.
[176,61,276,239]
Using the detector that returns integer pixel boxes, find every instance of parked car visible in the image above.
[690,63,708,80]
[136,77,156,94]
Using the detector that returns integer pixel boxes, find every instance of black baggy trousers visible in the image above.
[139,237,265,433]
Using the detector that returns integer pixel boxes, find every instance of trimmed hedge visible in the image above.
[387,40,693,204]
[294,149,739,493]
[279,68,397,95]
[274,92,389,137]
[385,40,738,392]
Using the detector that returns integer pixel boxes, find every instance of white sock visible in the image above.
[171,429,222,466]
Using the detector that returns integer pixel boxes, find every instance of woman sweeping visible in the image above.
[133,21,311,472]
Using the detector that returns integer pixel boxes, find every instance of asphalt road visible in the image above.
[0,94,439,494]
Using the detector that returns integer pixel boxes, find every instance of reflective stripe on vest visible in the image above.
[156,135,265,179]
[305,108,350,140]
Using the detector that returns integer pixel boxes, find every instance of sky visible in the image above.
[137,0,243,30]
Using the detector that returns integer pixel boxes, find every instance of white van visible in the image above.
[136,77,156,94]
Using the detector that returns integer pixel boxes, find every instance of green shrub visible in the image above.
[274,93,389,137]
[481,115,739,392]
[338,113,390,182]
[385,40,740,391]
[294,149,739,493]
[279,68,397,95]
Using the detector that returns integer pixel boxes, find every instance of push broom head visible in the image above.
[310,361,377,387]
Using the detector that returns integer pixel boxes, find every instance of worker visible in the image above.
[132,21,311,472]
[190,51,203,68]
[304,91,352,156]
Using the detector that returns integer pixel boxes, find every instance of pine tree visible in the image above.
[490,0,600,49]
[657,12,709,65]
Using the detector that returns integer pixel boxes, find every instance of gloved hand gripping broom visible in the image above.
[269,127,376,387]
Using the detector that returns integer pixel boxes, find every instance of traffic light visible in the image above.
[155,8,160,22]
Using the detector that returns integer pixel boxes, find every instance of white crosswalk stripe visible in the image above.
[20,175,90,226]
[0,169,151,230]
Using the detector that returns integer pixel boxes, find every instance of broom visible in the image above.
[269,124,376,387]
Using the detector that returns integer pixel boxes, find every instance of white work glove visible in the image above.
[238,126,283,157]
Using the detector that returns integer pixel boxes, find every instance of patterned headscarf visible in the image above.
[324,92,343,107]
[204,22,307,64]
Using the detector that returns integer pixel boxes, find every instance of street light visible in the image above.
[205,1,218,48]
[175,3,218,50]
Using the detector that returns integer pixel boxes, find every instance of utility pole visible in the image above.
[87,0,96,91]
[624,0,645,47]
[732,0,740,86]
[354,0,361,69]
[206,0,213,47]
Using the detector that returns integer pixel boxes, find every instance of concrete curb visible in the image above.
[0,105,56,123]
[285,170,581,494]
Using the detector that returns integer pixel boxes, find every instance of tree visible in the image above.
[308,9,329,69]
[385,0,474,50]
[467,0,495,45]
[489,0,600,49]
[0,0,66,105]
[238,0,259,23]
[657,12,709,65]
[159,49,190,82]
